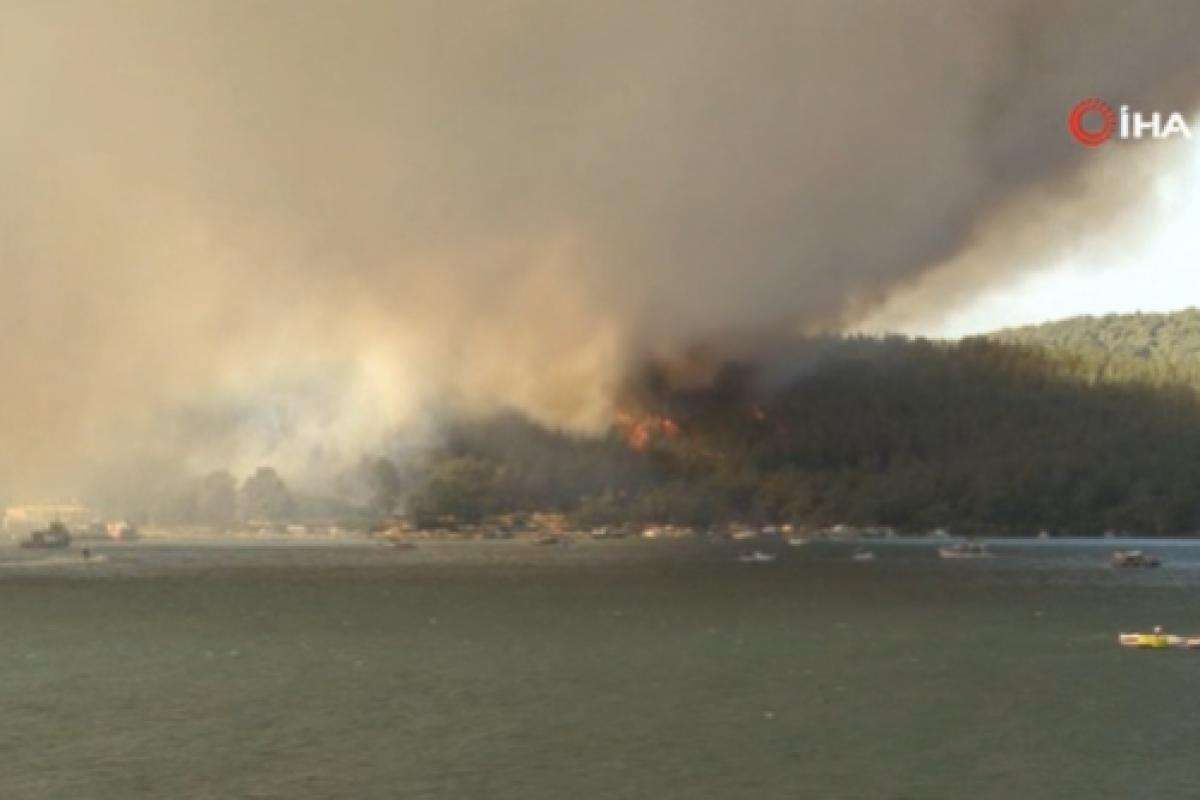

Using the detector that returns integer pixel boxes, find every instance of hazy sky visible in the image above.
[868,138,1200,337]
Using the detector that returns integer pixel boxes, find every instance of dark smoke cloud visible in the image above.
[4,0,1200,496]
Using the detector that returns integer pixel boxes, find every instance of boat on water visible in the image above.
[1119,628,1200,649]
[737,551,777,564]
[19,522,72,550]
[1111,550,1160,568]
[786,536,810,547]
[851,548,876,562]
[938,541,993,559]
[532,534,562,546]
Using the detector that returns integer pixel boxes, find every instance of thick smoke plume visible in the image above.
[4,1,1200,498]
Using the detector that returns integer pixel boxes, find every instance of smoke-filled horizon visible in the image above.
[4,0,1200,500]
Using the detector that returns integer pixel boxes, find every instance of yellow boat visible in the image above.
[1119,632,1200,649]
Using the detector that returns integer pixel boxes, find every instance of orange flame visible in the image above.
[615,411,681,451]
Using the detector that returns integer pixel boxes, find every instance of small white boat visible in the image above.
[786,536,810,547]
[737,551,777,564]
[1111,550,1160,568]
[938,541,993,559]
[851,548,876,562]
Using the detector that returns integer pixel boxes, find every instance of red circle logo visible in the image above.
[1067,98,1116,147]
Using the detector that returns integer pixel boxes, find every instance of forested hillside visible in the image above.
[398,322,1200,536]
[592,336,1200,535]
[993,308,1200,389]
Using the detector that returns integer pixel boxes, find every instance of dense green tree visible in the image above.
[239,467,294,523]
[407,456,499,526]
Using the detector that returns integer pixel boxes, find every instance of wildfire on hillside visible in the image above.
[614,410,681,451]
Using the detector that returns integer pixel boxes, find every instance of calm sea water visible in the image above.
[2,537,1199,799]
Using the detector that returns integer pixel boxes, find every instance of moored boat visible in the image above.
[1111,550,1160,568]
[938,541,992,559]
[1119,629,1200,649]
[737,551,777,564]
[19,521,72,550]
